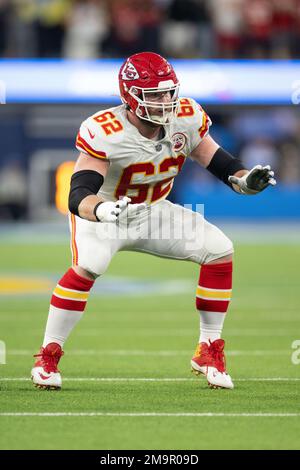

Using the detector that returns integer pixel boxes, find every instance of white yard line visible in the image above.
[75,329,299,337]
[0,412,299,417]
[1,377,300,382]
[7,349,291,357]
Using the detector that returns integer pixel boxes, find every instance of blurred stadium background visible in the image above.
[0,0,300,224]
[1,0,300,451]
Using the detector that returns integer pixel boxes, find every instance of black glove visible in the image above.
[228,165,276,195]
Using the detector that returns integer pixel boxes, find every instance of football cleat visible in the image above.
[31,342,64,390]
[191,339,234,389]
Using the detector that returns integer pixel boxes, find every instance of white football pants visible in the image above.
[69,200,233,277]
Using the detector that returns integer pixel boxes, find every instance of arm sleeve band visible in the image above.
[206,147,245,188]
[68,170,104,216]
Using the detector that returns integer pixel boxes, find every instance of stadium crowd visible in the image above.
[1,0,300,59]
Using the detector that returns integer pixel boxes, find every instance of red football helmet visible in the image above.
[119,52,180,125]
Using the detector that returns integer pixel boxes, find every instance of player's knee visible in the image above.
[203,223,234,263]
[73,265,98,280]
[78,248,112,277]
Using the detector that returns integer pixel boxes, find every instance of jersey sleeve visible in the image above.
[178,98,212,155]
[75,117,109,161]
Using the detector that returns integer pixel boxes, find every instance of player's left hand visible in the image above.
[228,165,276,195]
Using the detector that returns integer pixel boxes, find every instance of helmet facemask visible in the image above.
[128,81,180,125]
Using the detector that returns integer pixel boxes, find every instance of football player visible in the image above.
[31,52,276,390]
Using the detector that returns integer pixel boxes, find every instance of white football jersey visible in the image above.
[75,97,211,204]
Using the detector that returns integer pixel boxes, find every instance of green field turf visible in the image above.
[0,240,300,450]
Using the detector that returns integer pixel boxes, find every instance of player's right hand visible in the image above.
[95,196,146,222]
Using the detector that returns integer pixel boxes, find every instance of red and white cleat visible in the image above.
[191,339,234,389]
[31,343,64,390]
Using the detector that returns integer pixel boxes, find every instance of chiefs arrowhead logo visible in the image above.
[121,61,139,80]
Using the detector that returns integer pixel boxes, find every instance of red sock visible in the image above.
[51,268,94,312]
[196,261,233,313]
[43,268,95,347]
